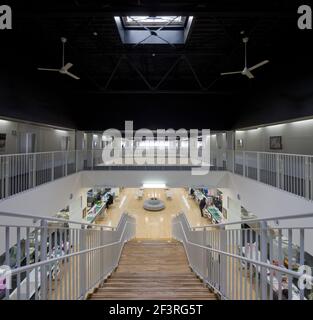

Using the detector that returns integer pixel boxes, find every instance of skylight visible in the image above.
[114,15,193,45]
[123,16,186,28]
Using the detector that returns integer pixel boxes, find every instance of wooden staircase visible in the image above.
[88,239,217,300]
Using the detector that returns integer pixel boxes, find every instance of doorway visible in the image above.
[19,132,36,153]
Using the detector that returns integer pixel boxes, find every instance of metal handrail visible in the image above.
[2,212,136,300]
[172,220,305,279]
[1,148,313,202]
[172,212,312,300]
[0,211,115,229]
[0,150,80,157]
[192,212,313,229]
[235,150,313,158]
[2,148,313,158]
[2,148,313,160]
[9,220,136,276]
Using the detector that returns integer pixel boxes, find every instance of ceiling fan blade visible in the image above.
[38,68,60,72]
[249,60,269,71]
[65,71,80,80]
[63,62,73,71]
[221,71,242,76]
[245,70,255,79]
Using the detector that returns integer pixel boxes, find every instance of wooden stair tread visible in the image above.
[97,287,210,291]
[88,239,217,300]
[91,296,216,300]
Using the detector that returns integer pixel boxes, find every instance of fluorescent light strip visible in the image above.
[142,183,166,189]
[265,124,286,129]
[55,129,67,134]
[292,119,313,125]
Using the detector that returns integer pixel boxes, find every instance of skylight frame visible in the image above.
[121,16,188,30]
[114,15,194,45]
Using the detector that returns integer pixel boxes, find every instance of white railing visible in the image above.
[0,149,224,200]
[0,149,313,202]
[0,211,136,300]
[234,150,313,200]
[172,212,313,300]
[0,150,89,200]
[90,148,225,169]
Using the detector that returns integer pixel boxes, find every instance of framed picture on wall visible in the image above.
[270,136,282,150]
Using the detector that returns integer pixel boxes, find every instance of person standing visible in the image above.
[199,197,206,217]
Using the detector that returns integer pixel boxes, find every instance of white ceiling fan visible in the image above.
[38,37,80,80]
[221,36,269,79]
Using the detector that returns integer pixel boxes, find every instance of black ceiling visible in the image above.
[1,0,313,130]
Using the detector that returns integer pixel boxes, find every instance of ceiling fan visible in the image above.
[221,36,269,79]
[38,37,80,80]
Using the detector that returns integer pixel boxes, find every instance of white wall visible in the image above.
[80,170,229,189]
[0,174,82,217]
[2,170,312,221]
[227,174,313,219]
[218,187,242,228]
[0,118,76,154]
[236,118,313,155]
[0,173,83,255]
[228,173,313,254]
[68,187,89,222]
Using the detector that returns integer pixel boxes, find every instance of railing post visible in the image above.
[281,156,285,191]
[91,149,94,170]
[202,228,208,281]
[40,219,48,300]
[65,152,68,176]
[304,156,310,200]
[79,226,86,298]
[100,226,104,280]
[260,221,268,300]
[257,152,260,181]
[5,226,10,299]
[5,156,10,198]
[219,227,227,298]
[232,150,235,173]
[33,153,37,188]
[51,152,54,181]
[276,154,280,189]
[75,150,79,173]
